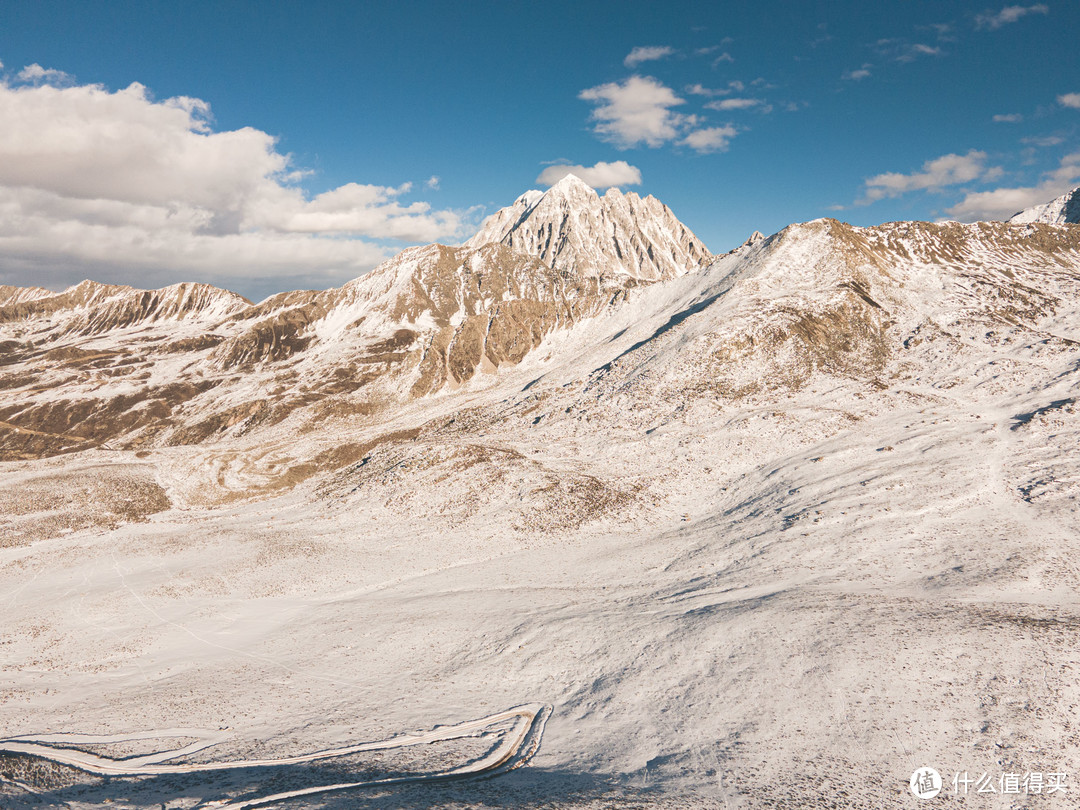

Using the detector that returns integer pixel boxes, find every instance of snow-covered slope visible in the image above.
[0,241,639,461]
[3,194,1080,807]
[0,285,53,306]
[465,173,711,281]
[1008,185,1080,224]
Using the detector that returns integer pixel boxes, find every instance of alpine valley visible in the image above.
[2,176,1080,808]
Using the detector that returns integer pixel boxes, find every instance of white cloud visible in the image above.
[975,4,1049,30]
[686,83,730,97]
[1059,93,1080,109]
[711,52,735,65]
[899,43,942,62]
[16,63,74,85]
[921,22,955,41]
[536,161,642,189]
[1022,134,1064,147]
[704,97,764,111]
[624,46,675,68]
[992,113,1023,122]
[842,65,872,81]
[860,150,993,203]
[426,175,440,190]
[250,182,461,241]
[579,75,687,149]
[686,80,747,97]
[0,66,467,297]
[681,126,738,153]
[874,39,943,63]
[946,152,1080,220]
[694,41,732,57]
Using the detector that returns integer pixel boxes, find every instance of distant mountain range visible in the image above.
[1,177,1077,469]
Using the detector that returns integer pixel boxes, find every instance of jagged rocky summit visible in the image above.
[465,173,711,282]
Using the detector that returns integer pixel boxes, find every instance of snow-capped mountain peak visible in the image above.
[1008,185,1080,225]
[465,177,711,282]
[549,172,594,193]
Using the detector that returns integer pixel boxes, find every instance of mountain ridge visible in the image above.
[1,186,1078,469]
[1008,184,1080,225]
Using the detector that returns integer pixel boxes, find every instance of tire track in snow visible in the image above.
[0,703,551,808]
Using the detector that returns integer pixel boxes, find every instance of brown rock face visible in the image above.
[0,239,637,459]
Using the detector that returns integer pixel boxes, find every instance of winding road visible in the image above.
[0,703,551,809]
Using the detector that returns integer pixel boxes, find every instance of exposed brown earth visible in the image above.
[0,462,170,546]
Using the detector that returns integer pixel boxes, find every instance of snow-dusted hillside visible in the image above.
[0,180,720,464]
[1008,185,1080,224]
[3,188,1080,808]
[0,244,642,462]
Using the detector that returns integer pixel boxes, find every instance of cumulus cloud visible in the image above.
[992,113,1023,122]
[975,4,1049,30]
[1059,93,1080,109]
[250,182,462,240]
[680,125,738,153]
[859,150,995,203]
[946,152,1080,220]
[0,66,467,298]
[426,175,440,190]
[536,160,642,189]
[696,40,734,54]
[921,22,955,41]
[624,46,675,68]
[16,63,74,85]
[899,43,942,62]
[579,75,688,149]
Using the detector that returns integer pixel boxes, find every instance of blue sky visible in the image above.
[0,0,1078,300]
